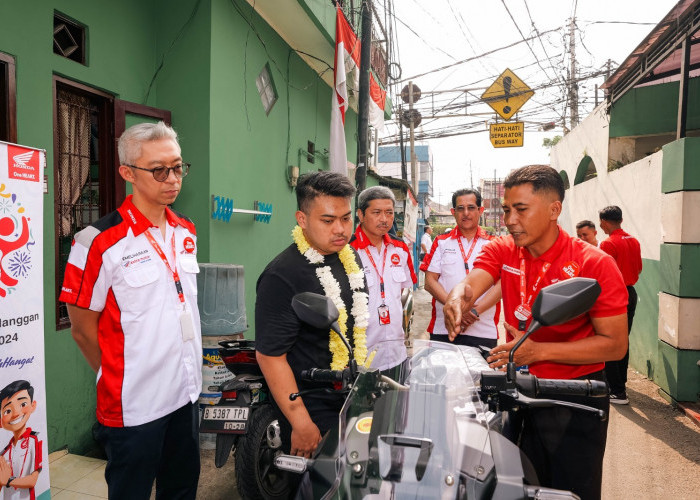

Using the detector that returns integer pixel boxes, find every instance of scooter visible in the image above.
[199,339,289,500]
[275,278,608,499]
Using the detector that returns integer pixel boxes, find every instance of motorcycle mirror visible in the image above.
[531,277,601,327]
[291,292,341,333]
[507,278,601,381]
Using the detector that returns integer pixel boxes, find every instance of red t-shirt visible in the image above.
[600,228,642,286]
[473,227,628,379]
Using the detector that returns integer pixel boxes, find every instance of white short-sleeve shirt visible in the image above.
[351,227,416,370]
[423,227,498,339]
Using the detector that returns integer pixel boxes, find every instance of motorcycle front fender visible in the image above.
[214,433,239,468]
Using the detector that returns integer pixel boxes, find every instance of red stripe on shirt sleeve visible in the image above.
[420,234,446,272]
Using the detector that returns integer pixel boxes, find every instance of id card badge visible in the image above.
[180,310,195,341]
[514,304,531,332]
[377,304,391,325]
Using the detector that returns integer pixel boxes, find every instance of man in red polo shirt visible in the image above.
[599,205,642,405]
[444,165,628,500]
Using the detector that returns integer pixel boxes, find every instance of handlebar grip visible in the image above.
[534,378,608,398]
[300,368,345,383]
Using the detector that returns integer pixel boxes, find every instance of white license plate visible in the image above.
[203,406,249,421]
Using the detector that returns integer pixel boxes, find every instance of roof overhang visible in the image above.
[602,0,700,104]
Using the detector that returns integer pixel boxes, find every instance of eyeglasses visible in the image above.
[454,205,479,212]
[125,163,190,182]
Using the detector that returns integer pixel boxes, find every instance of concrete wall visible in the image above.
[552,95,700,402]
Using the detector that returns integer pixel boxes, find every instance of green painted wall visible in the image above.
[629,258,660,381]
[206,0,358,338]
[610,78,700,138]
[0,0,169,454]
[661,137,700,193]
[1,0,358,453]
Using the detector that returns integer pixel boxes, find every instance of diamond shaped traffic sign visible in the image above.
[481,69,534,121]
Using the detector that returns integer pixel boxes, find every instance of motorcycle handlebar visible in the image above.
[517,375,608,398]
[300,368,346,383]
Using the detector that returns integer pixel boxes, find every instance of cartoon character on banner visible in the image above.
[0,184,32,298]
[0,380,42,498]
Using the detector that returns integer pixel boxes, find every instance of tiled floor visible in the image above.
[49,450,108,499]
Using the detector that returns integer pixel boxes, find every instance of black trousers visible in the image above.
[606,285,637,394]
[94,402,200,500]
[429,333,497,349]
[510,369,609,500]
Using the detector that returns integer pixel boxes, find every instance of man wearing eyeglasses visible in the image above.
[420,188,501,348]
[59,122,201,499]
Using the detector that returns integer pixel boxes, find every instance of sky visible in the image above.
[376,0,680,207]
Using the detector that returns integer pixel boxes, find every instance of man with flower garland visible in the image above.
[256,171,369,461]
[350,186,416,374]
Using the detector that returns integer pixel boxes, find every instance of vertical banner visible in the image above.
[0,141,50,499]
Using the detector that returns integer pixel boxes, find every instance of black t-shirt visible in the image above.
[255,243,363,430]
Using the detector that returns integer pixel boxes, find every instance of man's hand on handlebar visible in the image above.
[290,419,322,458]
[487,323,537,370]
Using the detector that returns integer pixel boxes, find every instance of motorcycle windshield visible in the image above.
[332,339,494,499]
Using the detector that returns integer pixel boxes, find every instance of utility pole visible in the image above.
[568,17,579,128]
[399,103,407,182]
[408,80,418,194]
[469,161,474,189]
[355,0,372,193]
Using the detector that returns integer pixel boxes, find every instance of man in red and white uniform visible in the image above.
[421,188,501,348]
[0,381,41,500]
[351,186,416,372]
[599,205,643,404]
[60,122,201,499]
[444,166,628,500]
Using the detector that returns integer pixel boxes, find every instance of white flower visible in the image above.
[351,291,369,328]
[348,271,365,290]
[304,248,324,265]
[316,267,342,305]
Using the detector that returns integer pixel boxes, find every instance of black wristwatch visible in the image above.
[6,476,16,487]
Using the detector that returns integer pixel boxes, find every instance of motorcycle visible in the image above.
[274,278,608,499]
[201,288,414,500]
[199,339,289,499]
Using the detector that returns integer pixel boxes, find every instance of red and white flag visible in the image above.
[369,72,386,131]
[329,8,360,174]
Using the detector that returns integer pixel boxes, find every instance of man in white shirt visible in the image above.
[351,186,416,372]
[421,188,501,348]
[420,225,433,262]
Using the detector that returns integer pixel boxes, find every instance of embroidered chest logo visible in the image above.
[390,253,400,266]
[183,237,196,253]
[561,261,580,279]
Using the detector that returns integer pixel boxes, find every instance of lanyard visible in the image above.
[456,232,480,272]
[364,245,388,301]
[143,229,186,306]
[518,249,551,309]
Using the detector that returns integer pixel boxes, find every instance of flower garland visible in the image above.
[292,225,369,369]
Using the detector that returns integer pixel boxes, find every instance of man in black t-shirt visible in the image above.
[256,171,366,459]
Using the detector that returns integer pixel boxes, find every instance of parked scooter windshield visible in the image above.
[326,339,494,499]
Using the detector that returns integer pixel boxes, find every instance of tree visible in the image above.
[542,136,562,148]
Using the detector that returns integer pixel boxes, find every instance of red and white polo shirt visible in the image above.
[351,226,416,370]
[1,428,42,500]
[473,227,628,379]
[421,227,499,339]
[60,195,202,427]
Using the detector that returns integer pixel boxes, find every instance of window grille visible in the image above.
[55,88,100,328]
[53,12,86,65]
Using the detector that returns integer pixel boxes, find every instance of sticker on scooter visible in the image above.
[356,416,373,434]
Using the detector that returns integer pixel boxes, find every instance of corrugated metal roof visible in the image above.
[602,0,700,103]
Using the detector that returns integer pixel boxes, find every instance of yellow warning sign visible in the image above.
[481,69,534,121]
[490,122,524,148]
